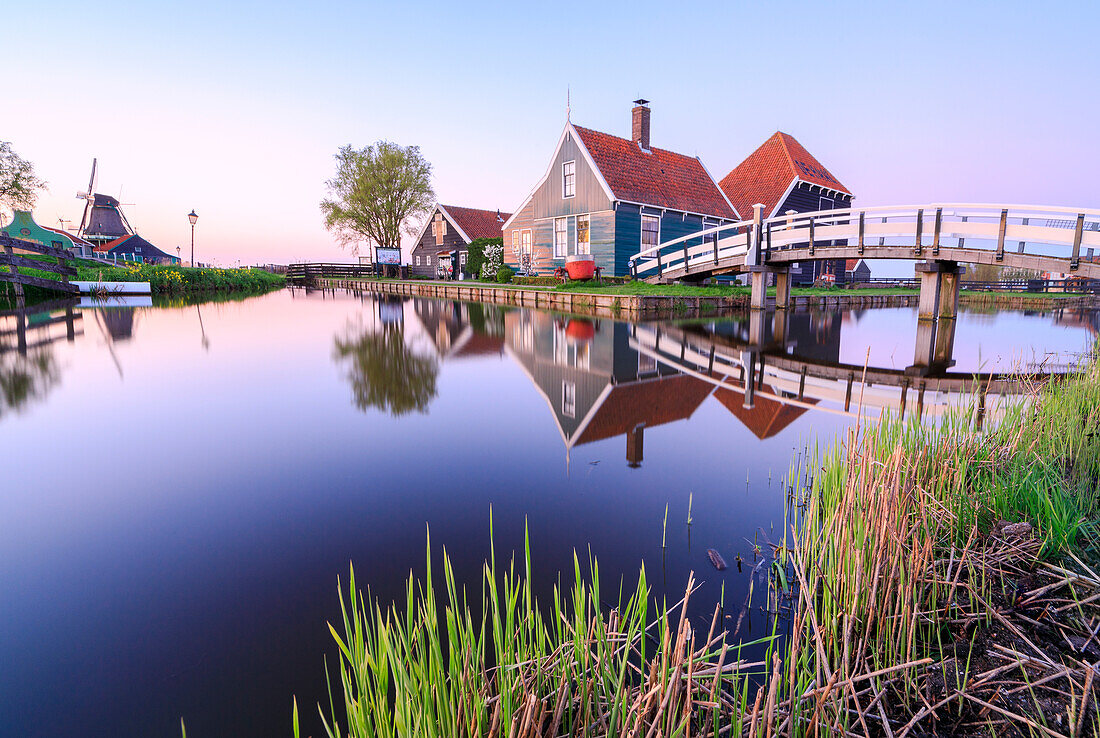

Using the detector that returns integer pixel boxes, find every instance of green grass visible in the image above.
[7,254,285,296]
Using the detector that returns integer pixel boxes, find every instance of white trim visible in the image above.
[640,213,661,252]
[501,121,618,232]
[562,160,576,199]
[616,199,738,223]
[553,216,568,258]
[696,155,741,219]
[436,204,473,244]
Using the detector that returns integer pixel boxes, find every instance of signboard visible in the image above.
[375,247,402,265]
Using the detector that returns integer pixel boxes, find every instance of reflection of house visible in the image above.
[410,205,511,280]
[503,100,739,277]
[505,310,713,465]
[713,384,815,440]
[719,132,853,285]
[412,298,505,359]
[100,308,136,340]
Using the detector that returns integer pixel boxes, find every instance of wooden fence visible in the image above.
[0,296,82,357]
[286,262,405,284]
[0,233,78,298]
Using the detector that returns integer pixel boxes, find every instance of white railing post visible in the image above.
[747,204,764,266]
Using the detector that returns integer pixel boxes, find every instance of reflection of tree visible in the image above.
[333,322,439,416]
[0,349,59,419]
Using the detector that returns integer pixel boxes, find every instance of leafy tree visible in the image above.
[320,142,435,263]
[0,141,46,220]
[333,322,439,416]
[465,237,501,278]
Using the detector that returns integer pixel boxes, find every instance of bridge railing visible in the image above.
[628,218,753,281]
[629,204,1100,282]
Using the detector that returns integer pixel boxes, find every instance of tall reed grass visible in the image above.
[302,344,1100,736]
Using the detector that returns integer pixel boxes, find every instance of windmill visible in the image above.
[74,159,136,245]
[75,158,97,235]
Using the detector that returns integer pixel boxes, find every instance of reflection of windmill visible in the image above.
[75,159,136,246]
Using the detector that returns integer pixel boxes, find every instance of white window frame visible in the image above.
[819,196,834,211]
[415,255,421,266]
[520,229,532,254]
[553,217,568,258]
[459,252,467,266]
[641,214,661,251]
[426,254,432,265]
[562,160,576,199]
[511,230,520,254]
[576,214,590,255]
[562,381,576,418]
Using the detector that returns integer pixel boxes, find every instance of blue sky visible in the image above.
[5,0,1098,264]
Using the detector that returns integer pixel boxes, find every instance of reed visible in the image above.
[303,344,1100,736]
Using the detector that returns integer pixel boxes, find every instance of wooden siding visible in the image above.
[615,204,730,277]
[531,130,613,220]
[774,183,853,285]
[410,207,469,278]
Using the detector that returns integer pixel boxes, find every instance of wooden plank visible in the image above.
[0,271,79,293]
[914,209,923,255]
[0,252,77,276]
[0,234,72,260]
[1071,214,1084,269]
[996,209,1008,261]
[932,208,942,255]
[0,312,83,337]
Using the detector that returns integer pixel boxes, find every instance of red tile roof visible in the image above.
[95,234,133,253]
[441,205,511,242]
[572,125,738,219]
[575,374,713,446]
[712,383,815,440]
[719,132,851,221]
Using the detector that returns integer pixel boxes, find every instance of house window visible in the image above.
[460,252,467,266]
[562,160,575,199]
[426,255,432,265]
[638,351,657,374]
[576,214,590,255]
[415,255,421,266]
[703,220,717,248]
[562,381,576,418]
[819,197,834,211]
[641,214,660,250]
[553,217,568,258]
[521,229,532,254]
[511,230,520,254]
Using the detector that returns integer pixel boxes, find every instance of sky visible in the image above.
[4,0,1098,266]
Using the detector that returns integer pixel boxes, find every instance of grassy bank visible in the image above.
[5,255,284,301]
[302,347,1100,736]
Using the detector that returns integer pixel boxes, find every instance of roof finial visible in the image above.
[566,85,571,122]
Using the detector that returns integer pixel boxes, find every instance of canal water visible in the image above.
[2,288,1096,738]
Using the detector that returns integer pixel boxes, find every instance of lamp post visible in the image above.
[176,246,181,264]
[188,210,198,266]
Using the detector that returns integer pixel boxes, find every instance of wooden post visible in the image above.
[932,208,942,256]
[798,366,807,400]
[808,217,815,256]
[774,268,791,310]
[914,208,924,256]
[3,240,25,306]
[844,372,854,412]
[765,222,773,262]
[656,249,663,279]
[712,227,719,265]
[857,211,865,255]
[1071,213,1084,270]
[748,204,764,267]
[683,241,690,275]
[995,208,1008,261]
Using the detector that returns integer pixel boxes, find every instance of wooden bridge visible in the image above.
[629,203,1100,314]
[0,233,78,300]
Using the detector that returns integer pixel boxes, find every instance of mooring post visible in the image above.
[774,267,792,310]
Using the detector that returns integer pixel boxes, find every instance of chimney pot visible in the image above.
[632,100,651,151]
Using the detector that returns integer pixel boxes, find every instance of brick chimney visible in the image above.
[632,99,650,151]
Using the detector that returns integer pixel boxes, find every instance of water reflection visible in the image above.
[333,297,440,415]
[0,299,80,418]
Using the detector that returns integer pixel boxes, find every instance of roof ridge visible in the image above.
[572,122,698,162]
[775,132,799,180]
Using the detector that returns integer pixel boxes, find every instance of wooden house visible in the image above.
[502,100,739,277]
[95,234,179,265]
[410,205,511,279]
[844,259,872,283]
[719,132,854,285]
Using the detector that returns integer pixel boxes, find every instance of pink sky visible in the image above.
[5,1,1097,266]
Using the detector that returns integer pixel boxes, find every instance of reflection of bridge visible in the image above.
[629,317,1061,423]
[630,204,1100,316]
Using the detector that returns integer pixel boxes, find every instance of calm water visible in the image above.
[2,289,1096,737]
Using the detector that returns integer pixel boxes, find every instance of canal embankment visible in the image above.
[307,343,1100,736]
[311,276,1098,318]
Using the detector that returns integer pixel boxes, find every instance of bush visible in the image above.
[513,276,561,286]
[496,266,514,284]
[481,242,503,280]
[465,237,500,278]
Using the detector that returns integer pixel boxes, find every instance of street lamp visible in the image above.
[176,245,181,264]
[188,210,198,266]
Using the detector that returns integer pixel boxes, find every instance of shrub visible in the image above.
[481,242,503,281]
[513,276,561,286]
[465,237,500,278]
[496,266,514,284]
